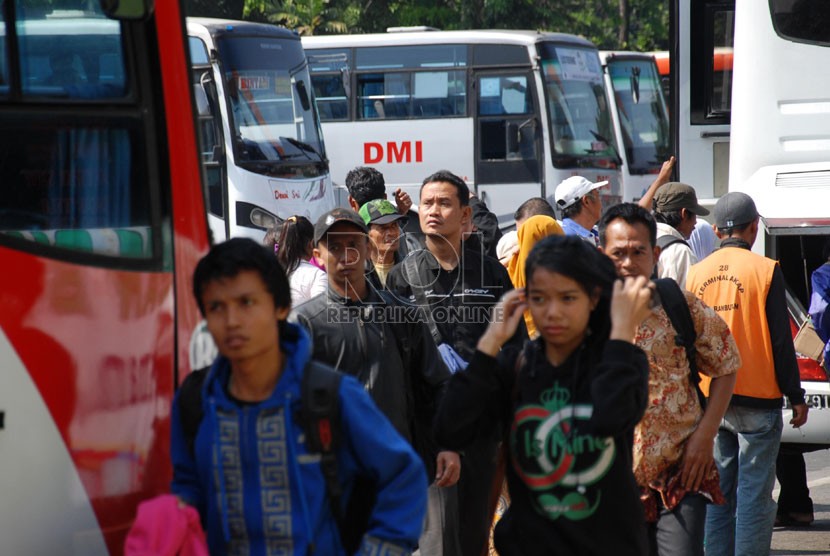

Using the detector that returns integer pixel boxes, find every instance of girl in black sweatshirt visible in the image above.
[435,234,653,555]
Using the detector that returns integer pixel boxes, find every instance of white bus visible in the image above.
[302,30,623,227]
[188,19,336,242]
[680,0,830,445]
[600,51,671,202]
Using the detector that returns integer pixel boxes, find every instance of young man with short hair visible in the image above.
[598,203,740,556]
[687,192,808,556]
[171,237,427,555]
[386,169,526,556]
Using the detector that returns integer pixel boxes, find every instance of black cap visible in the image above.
[714,192,760,229]
[313,208,368,244]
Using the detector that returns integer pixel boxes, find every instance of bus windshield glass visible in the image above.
[217,36,325,173]
[538,43,618,168]
[607,57,670,174]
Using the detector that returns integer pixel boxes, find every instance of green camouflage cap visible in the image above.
[358,199,407,226]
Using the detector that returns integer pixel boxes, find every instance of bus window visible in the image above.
[690,3,733,124]
[216,36,325,177]
[477,73,537,163]
[710,12,734,115]
[16,16,127,99]
[308,49,350,121]
[607,58,670,174]
[538,43,618,168]
[355,44,467,70]
[353,45,467,120]
[770,0,830,44]
[0,11,154,259]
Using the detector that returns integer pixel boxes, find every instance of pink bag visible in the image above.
[124,494,208,556]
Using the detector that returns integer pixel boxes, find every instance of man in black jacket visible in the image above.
[291,207,462,555]
[385,170,526,556]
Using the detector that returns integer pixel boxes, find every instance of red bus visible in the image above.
[0,0,208,552]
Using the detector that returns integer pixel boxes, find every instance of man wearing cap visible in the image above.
[345,166,424,256]
[291,207,463,555]
[652,182,710,284]
[686,192,808,556]
[359,198,407,288]
[552,175,607,245]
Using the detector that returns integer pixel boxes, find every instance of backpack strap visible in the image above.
[178,367,208,458]
[301,360,343,514]
[403,255,442,344]
[653,278,706,409]
[657,234,689,253]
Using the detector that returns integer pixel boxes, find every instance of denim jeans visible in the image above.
[649,493,708,556]
[704,406,783,556]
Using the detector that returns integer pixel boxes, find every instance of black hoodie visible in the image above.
[435,337,650,556]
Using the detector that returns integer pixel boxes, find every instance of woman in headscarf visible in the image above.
[507,215,564,338]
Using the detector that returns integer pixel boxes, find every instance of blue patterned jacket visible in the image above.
[171,323,427,555]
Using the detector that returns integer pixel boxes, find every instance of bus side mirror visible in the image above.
[296,80,311,111]
[193,85,211,118]
[99,0,153,20]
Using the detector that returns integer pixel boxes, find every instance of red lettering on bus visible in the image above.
[364,142,383,164]
[387,141,411,163]
[363,140,424,164]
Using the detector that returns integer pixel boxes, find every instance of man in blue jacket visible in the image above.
[171,237,427,555]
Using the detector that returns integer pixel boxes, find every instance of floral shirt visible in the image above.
[633,289,740,490]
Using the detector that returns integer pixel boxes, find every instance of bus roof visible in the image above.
[301,29,596,49]
[187,17,300,41]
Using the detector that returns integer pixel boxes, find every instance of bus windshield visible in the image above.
[538,42,619,168]
[607,57,670,174]
[217,36,325,174]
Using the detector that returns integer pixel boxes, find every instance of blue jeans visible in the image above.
[649,493,708,556]
[704,406,783,556]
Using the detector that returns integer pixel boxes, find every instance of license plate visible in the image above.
[783,394,830,409]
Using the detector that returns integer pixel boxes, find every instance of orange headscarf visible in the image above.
[507,215,564,337]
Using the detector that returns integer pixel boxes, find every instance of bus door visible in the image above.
[673,0,734,205]
[473,70,543,227]
[190,36,229,241]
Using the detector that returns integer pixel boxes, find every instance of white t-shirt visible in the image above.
[289,260,327,305]
[656,222,698,285]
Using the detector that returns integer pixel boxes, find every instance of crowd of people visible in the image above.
[159,164,817,556]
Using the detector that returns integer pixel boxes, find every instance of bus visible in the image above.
[302,30,623,227]
[600,51,671,202]
[0,1,208,553]
[678,0,830,445]
[188,19,336,242]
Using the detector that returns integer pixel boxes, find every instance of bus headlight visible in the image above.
[250,207,278,229]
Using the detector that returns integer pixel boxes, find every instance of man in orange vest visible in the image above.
[686,192,808,556]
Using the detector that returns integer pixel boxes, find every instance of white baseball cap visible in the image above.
[553,176,608,210]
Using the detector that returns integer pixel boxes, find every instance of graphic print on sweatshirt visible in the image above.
[510,383,615,521]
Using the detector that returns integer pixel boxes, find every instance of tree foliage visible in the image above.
[187,0,669,52]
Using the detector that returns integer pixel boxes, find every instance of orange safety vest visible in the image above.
[686,247,779,400]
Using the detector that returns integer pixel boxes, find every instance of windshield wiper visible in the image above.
[587,130,623,167]
[281,136,322,161]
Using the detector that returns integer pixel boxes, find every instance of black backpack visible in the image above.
[177,361,371,553]
[653,278,706,409]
